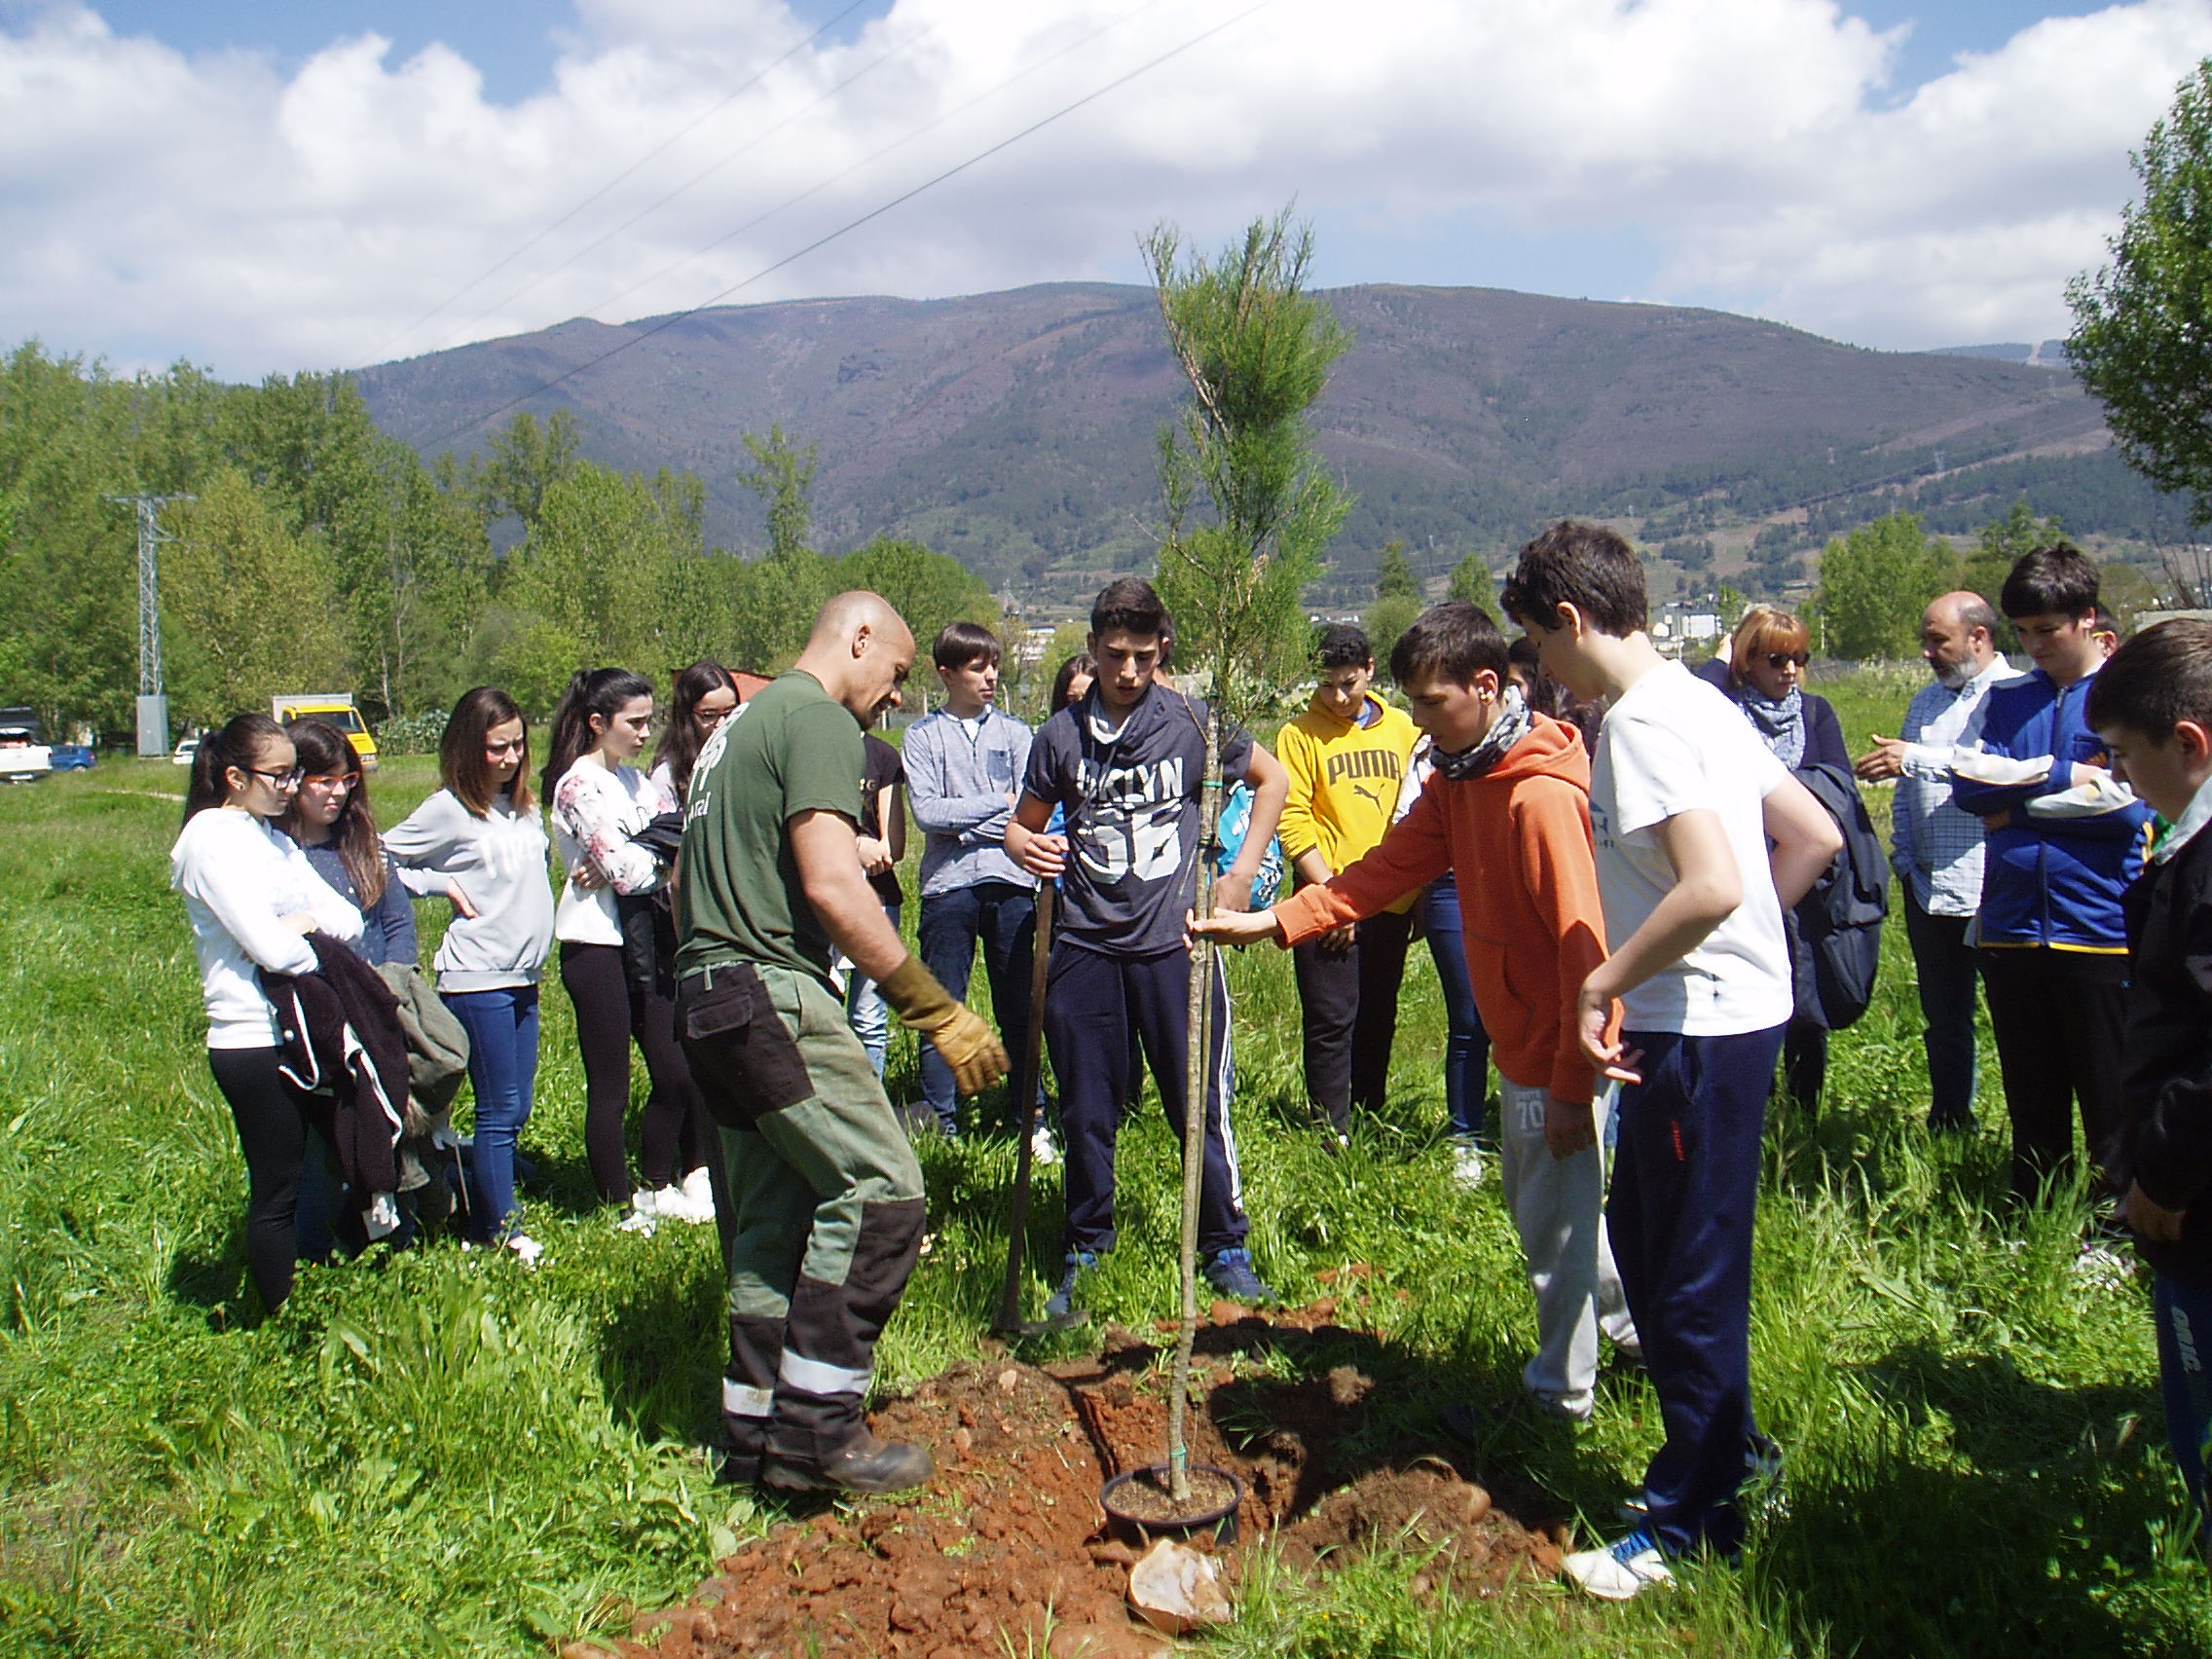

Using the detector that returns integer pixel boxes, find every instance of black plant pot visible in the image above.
[1100,1462,1244,1546]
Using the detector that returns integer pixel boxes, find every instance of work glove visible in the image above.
[877,955,1010,1096]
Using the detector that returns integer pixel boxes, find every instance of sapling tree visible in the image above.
[1142,208,1351,1501]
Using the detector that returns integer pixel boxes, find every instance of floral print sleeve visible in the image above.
[554,765,672,895]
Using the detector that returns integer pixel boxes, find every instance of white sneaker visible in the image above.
[503,1233,544,1269]
[615,1188,658,1235]
[1451,1141,1484,1188]
[1030,1124,1060,1165]
[1563,1529,1676,1601]
[649,1184,697,1225]
[680,1165,717,1222]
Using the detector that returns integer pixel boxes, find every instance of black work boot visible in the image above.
[716,1413,769,1486]
[763,1427,935,1494]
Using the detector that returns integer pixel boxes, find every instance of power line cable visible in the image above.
[417,15,943,358]
[581,0,1173,327]
[368,0,876,362]
[417,0,1272,454]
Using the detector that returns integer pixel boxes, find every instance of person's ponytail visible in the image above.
[540,667,653,802]
[183,713,288,825]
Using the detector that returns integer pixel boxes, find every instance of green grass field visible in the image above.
[1,693,2205,1658]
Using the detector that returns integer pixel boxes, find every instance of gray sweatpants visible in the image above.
[1496,1077,1638,1418]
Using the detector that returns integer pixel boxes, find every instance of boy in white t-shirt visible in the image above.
[1502,521,1841,1601]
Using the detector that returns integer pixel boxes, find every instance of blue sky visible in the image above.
[4,0,2204,374]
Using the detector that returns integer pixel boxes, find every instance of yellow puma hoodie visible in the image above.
[1275,693,1419,913]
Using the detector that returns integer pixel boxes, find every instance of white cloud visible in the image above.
[1,0,2207,376]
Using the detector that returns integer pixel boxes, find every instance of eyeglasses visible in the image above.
[1764,652,1809,669]
[247,766,305,788]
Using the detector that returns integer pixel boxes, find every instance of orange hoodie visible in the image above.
[1272,713,1611,1103]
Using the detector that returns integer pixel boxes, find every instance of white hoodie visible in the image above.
[170,807,363,1049]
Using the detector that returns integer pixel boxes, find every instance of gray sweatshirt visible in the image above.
[384,789,554,991]
[903,705,1037,898]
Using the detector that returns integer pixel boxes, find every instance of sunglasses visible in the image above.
[1763,652,1809,669]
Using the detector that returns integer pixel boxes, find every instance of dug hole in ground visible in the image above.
[583,1272,1569,1659]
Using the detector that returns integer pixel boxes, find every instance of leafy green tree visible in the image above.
[739,424,819,562]
[1446,550,1490,607]
[1365,540,1421,678]
[1959,498,2062,613]
[836,535,995,684]
[2067,60,2212,522]
[1144,206,1351,1498]
[471,411,579,534]
[162,468,349,723]
[1815,512,1954,660]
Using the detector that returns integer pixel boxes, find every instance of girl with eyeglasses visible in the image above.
[649,660,741,806]
[386,687,555,1266]
[170,712,365,1310]
[280,719,417,967]
[544,668,713,1233]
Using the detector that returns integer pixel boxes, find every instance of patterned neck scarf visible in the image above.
[1732,682,1806,770]
[1435,686,1532,782]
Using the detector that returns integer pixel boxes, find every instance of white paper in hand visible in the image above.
[1950,747,2052,788]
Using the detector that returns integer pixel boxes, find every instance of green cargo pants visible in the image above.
[677,960,927,1468]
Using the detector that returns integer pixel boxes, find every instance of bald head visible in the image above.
[1921,589,2002,685]
[796,590,916,725]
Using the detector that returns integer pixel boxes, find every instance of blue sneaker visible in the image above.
[1202,1247,1276,1304]
[1045,1250,1098,1319]
[1562,1528,1676,1600]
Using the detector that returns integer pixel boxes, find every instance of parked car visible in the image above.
[0,718,51,783]
[171,735,200,767]
[47,744,94,772]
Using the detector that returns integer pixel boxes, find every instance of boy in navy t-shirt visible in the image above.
[1006,577,1289,1316]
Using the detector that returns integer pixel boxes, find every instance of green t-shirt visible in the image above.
[676,671,864,984]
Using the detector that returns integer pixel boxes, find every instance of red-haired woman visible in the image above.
[386,687,555,1264]
[1700,608,1851,1112]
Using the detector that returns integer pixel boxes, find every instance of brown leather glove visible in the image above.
[877,954,1011,1096]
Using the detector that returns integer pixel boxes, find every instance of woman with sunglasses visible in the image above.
[386,687,555,1265]
[1700,608,1851,1112]
[649,660,740,806]
[545,667,712,1233]
[170,712,365,1311]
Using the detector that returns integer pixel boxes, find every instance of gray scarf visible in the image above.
[1732,682,1806,770]
[1435,686,1533,782]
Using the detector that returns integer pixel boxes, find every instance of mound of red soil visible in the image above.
[602,1298,1567,1659]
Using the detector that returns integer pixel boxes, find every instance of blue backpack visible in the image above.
[1212,782,1284,908]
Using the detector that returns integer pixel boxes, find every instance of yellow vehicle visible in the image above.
[271,693,380,771]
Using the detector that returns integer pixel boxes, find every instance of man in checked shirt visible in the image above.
[1855,592,2026,1131]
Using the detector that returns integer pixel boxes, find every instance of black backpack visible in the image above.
[1790,761,1889,1032]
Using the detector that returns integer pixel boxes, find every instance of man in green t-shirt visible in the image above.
[677,591,1009,1495]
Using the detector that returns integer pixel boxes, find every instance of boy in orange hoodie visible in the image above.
[1200,602,1636,1418]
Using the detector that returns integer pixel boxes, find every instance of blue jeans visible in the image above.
[445,985,540,1241]
[2155,1272,2212,1549]
[1422,875,1491,1141]
[917,881,1037,1126]
[845,903,899,1077]
[1609,1023,1786,1559]
[1901,886,1979,1127]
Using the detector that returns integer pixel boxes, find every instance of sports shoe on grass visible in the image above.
[616,1188,658,1235]
[680,1164,717,1221]
[1045,1250,1098,1319]
[1449,1138,1485,1189]
[1203,1247,1276,1304]
[1563,1528,1676,1601]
